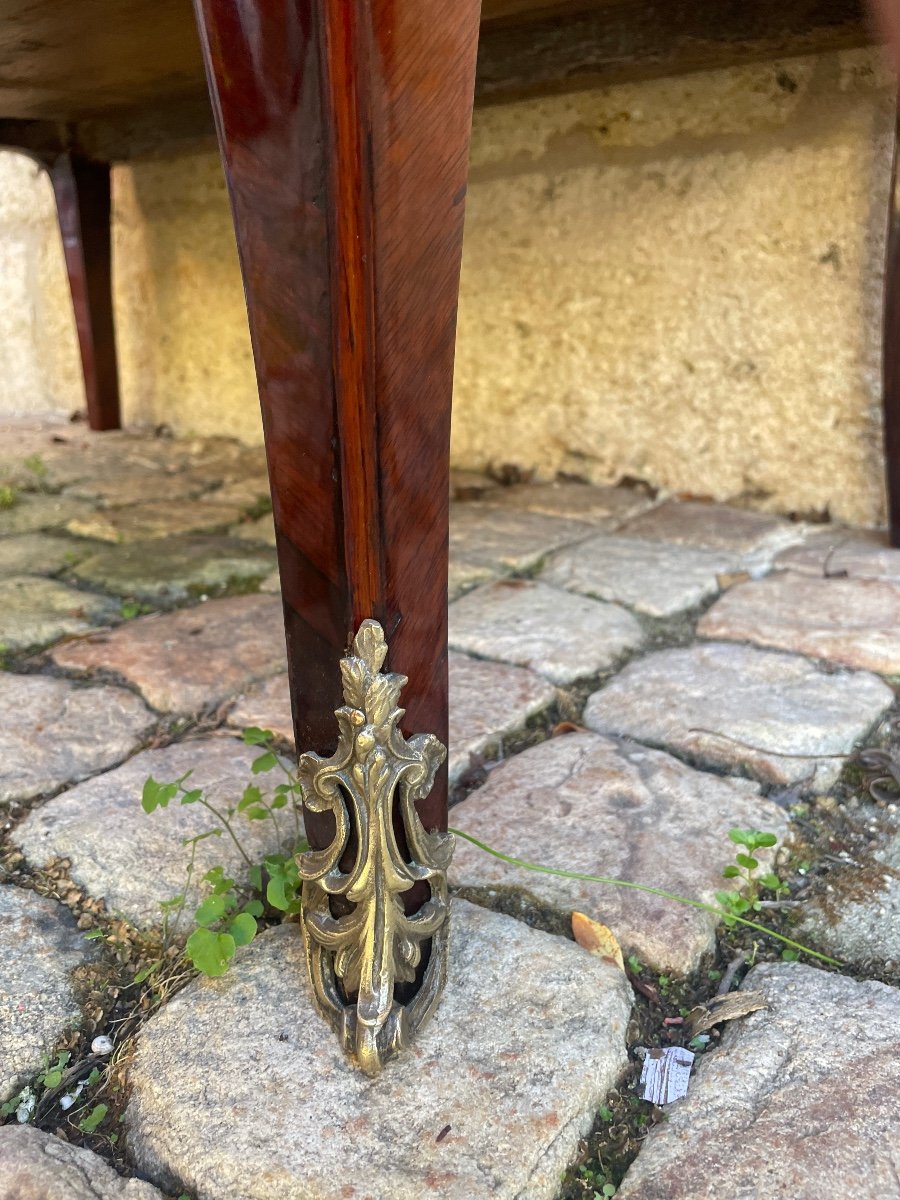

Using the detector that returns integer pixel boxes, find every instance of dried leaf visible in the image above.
[716,570,751,590]
[572,911,624,971]
[687,990,768,1037]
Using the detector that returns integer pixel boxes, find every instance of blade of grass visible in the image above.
[449,827,841,968]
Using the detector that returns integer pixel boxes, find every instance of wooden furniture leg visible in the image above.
[193,0,480,1070]
[884,98,900,545]
[48,152,121,431]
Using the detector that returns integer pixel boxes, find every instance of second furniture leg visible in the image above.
[49,152,121,431]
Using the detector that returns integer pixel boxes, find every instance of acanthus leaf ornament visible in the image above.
[296,619,452,1075]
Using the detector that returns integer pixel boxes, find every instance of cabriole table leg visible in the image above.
[193,0,480,1072]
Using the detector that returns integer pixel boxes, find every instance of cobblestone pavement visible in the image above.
[1,415,899,1199]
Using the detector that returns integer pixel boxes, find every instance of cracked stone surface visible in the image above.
[65,500,245,543]
[450,732,788,975]
[447,651,557,784]
[449,502,593,573]
[449,580,644,685]
[51,594,287,714]
[12,739,290,929]
[0,673,155,805]
[482,481,656,526]
[0,886,94,1103]
[0,576,116,652]
[0,1127,165,1200]
[0,533,90,576]
[621,499,805,565]
[126,903,633,1200]
[698,573,900,674]
[227,673,294,745]
[448,556,503,602]
[0,494,96,536]
[68,534,276,603]
[617,963,900,1200]
[583,642,893,789]
[541,534,735,617]
[776,527,900,583]
[227,653,557,787]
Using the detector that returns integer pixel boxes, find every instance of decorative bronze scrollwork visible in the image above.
[296,620,452,1075]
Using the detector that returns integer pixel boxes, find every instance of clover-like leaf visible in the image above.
[186,928,236,977]
[229,912,257,946]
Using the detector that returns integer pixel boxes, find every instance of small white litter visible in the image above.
[639,1045,695,1104]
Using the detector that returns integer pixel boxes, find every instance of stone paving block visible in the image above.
[0,576,117,652]
[447,651,557,784]
[65,500,245,543]
[449,580,644,684]
[227,673,294,745]
[448,555,503,602]
[126,904,633,1200]
[616,963,900,1200]
[259,570,282,594]
[449,732,787,975]
[776,527,900,583]
[800,826,900,967]
[698,573,900,674]
[449,468,499,501]
[13,739,291,930]
[69,534,277,604]
[0,533,89,576]
[209,474,272,511]
[449,502,594,573]
[0,886,94,1103]
[0,673,156,805]
[0,1127,165,1200]
[0,494,96,536]
[484,480,656,526]
[51,594,287,714]
[63,465,213,507]
[227,654,557,787]
[621,499,805,565]
[541,533,735,617]
[583,642,893,789]
[230,513,277,546]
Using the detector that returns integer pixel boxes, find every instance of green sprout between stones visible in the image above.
[141,727,307,979]
[715,829,787,926]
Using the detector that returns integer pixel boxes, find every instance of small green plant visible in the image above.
[141,728,306,979]
[715,829,787,926]
[120,599,153,620]
[78,1103,108,1133]
[38,1050,71,1090]
[0,484,17,509]
[23,453,47,482]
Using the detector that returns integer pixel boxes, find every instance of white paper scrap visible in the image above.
[639,1045,695,1105]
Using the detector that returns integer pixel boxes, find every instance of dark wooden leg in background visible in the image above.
[193,0,480,1068]
[884,97,900,545]
[49,152,121,431]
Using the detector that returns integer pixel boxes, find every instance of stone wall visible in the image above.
[0,47,893,524]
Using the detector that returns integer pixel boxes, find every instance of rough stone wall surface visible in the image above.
[0,47,893,523]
